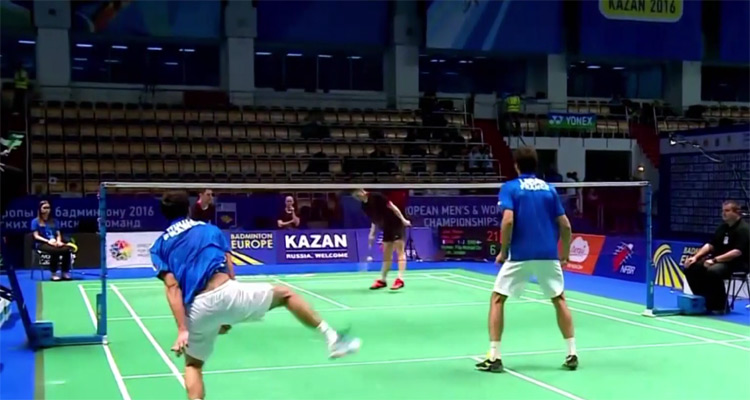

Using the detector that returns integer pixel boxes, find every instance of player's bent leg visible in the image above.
[551,294,578,370]
[476,292,506,373]
[269,285,361,359]
[391,239,406,290]
[270,285,322,327]
[184,354,205,400]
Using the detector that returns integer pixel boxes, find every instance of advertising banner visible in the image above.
[719,0,750,63]
[406,196,500,228]
[652,239,699,290]
[548,113,597,131]
[227,231,277,265]
[1,195,166,233]
[598,0,683,22]
[426,0,563,53]
[561,234,606,275]
[593,236,647,283]
[277,230,358,264]
[257,1,388,45]
[579,0,702,60]
[71,0,221,38]
[105,231,162,268]
[356,228,438,262]
[2,193,284,234]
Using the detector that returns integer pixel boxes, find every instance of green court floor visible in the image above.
[38,269,750,400]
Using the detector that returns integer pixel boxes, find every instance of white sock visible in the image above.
[397,271,403,280]
[381,270,388,281]
[565,337,577,355]
[489,341,500,360]
[317,321,338,345]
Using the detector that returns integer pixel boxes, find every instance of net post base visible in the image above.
[642,308,682,317]
[52,334,106,348]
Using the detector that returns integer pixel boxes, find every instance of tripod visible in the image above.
[405,228,422,262]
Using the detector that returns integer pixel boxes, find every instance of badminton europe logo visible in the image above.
[612,242,636,275]
[109,239,132,261]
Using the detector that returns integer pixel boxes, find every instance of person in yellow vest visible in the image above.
[506,94,521,113]
[503,93,522,134]
[13,63,29,115]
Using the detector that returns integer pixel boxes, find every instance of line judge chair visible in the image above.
[727,270,749,311]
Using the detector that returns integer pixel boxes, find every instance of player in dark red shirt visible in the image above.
[352,189,411,290]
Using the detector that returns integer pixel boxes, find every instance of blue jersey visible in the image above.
[150,218,230,304]
[498,174,565,261]
[30,218,57,249]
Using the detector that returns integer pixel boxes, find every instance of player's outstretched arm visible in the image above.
[387,202,411,226]
[368,223,377,247]
[162,272,189,356]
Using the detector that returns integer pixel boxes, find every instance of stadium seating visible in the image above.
[29,100,501,194]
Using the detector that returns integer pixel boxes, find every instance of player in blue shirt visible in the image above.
[475,146,577,373]
[151,191,361,400]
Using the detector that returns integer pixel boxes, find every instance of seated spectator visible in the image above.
[369,128,385,140]
[683,200,749,313]
[468,146,483,173]
[191,189,215,223]
[301,112,330,139]
[277,196,300,229]
[31,200,74,281]
[437,149,457,173]
[369,146,389,173]
[306,151,330,174]
[480,147,493,172]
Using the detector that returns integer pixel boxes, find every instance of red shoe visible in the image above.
[391,278,404,290]
[370,279,387,290]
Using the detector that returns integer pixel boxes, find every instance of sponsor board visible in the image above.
[594,237,646,282]
[227,231,276,265]
[560,234,606,275]
[277,231,358,263]
[105,232,162,268]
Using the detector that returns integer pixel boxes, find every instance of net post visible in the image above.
[97,183,108,337]
[645,183,654,313]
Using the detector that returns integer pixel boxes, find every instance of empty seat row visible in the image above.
[32,139,476,160]
[36,156,495,177]
[701,105,749,119]
[33,171,500,195]
[32,120,475,142]
[31,102,472,126]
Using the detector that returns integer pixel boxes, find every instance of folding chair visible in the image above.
[726,270,749,311]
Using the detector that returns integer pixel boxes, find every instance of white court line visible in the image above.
[81,271,457,288]
[446,272,750,340]
[77,285,132,400]
[84,276,446,291]
[110,284,186,388]
[426,274,750,352]
[120,338,748,380]
[272,278,351,309]
[105,300,539,322]
[470,356,586,400]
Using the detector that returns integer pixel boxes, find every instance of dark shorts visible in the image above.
[382,224,406,243]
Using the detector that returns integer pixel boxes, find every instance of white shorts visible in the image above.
[493,260,564,298]
[185,280,274,361]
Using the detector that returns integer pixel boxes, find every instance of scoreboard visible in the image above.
[438,227,501,261]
